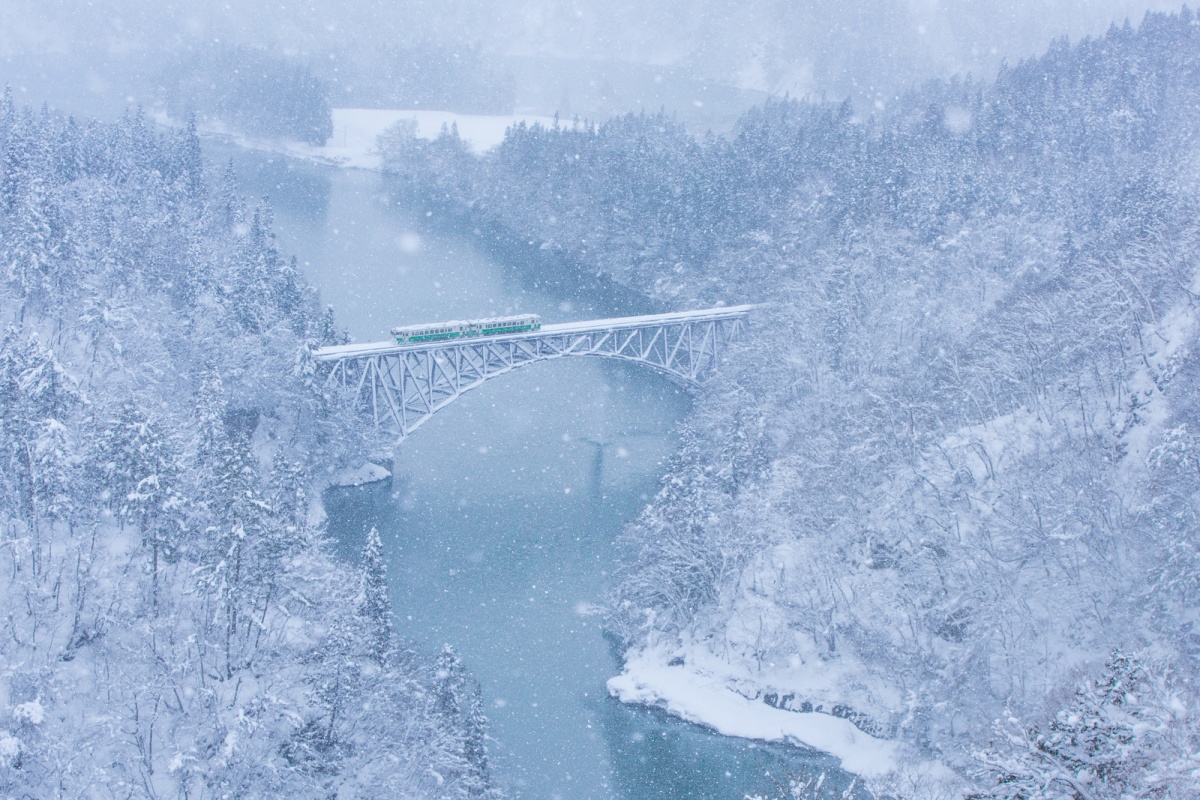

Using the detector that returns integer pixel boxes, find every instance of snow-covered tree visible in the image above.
[434,644,494,797]
[360,526,394,664]
[974,653,1200,799]
[0,96,496,798]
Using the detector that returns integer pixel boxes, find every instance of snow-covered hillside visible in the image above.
[0,96,496,798]
[374,11,1200,796]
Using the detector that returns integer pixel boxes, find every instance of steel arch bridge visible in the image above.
[314,305,753,441]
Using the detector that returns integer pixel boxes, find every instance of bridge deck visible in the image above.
[314,304,755,361]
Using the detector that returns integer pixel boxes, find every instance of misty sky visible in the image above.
[1,0,1188,105]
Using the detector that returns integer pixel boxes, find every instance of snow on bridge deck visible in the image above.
[313,304,756,361]
[315,304,754,438]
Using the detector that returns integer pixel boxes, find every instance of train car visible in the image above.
[392,313,541,344]
[467,313,542,337]
[389,320,469,343]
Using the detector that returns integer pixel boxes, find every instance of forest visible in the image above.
[159,45,334,145]
[338,42,518,115]
[0,95,495,797]
[3,5,1200,798]
[378,9,1200,797]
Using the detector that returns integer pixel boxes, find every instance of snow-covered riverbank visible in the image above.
[608,646,902,778]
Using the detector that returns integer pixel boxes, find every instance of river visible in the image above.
[213,142,857,799]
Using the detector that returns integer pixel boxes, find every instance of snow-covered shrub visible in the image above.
[973,653,1200,799]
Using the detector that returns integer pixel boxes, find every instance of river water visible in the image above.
[214,143,856,799]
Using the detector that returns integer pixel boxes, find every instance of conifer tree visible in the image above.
[972,652,1193,799]
[216,158,243,231]
[5,177,57,317]
[270,452,309,538]
[229,201,283,333]
[0,84,13,129]
[0,93,493,797]
[0,328,27,513]
[0,334,76,526]
[434,644,493,796]
[178,113,205,201]
[194,364,230,495]
[360,526,393,664]
[317,305,347,347]
[96,402,182,606]
[29,417,74,534]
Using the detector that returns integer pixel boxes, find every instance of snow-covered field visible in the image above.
[160,108,561,170]
[328,108,561,162]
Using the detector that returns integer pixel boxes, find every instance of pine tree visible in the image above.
[16,334,75,423]
[95,402,182,606]
[274,255,305,332]
[359,526,393,664]
[0,333,77,527]
[51,116,82,185]
[0,328,28,513]
[316,305,347,347]
[0,95,31,213]
[213,441,274,676]
[228,201,283,333]
[194,364,230,494]
[293,340,319,391]
[29,417,74,533]
[0,84,13,129]
[434,644,492,797]
[216,158,243,231]
[178,113,205,201]
[270,452,309,537]
[192,364,270,674]
[4,177,59,317]
[0,93,493,797]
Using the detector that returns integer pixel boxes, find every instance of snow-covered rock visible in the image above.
[330,461,392,487]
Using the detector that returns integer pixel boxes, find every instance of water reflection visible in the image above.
[602,703,857,800]
[222,148,332,219]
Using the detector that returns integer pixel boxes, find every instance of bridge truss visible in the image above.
[314,305,753,440]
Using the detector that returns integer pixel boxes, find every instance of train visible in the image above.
[391,313,542,344]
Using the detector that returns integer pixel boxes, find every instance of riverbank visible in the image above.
[609,646,898,777]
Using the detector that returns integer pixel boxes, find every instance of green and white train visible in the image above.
[391,313,542,344]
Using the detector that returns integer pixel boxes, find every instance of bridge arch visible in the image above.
[315,306,752,441]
